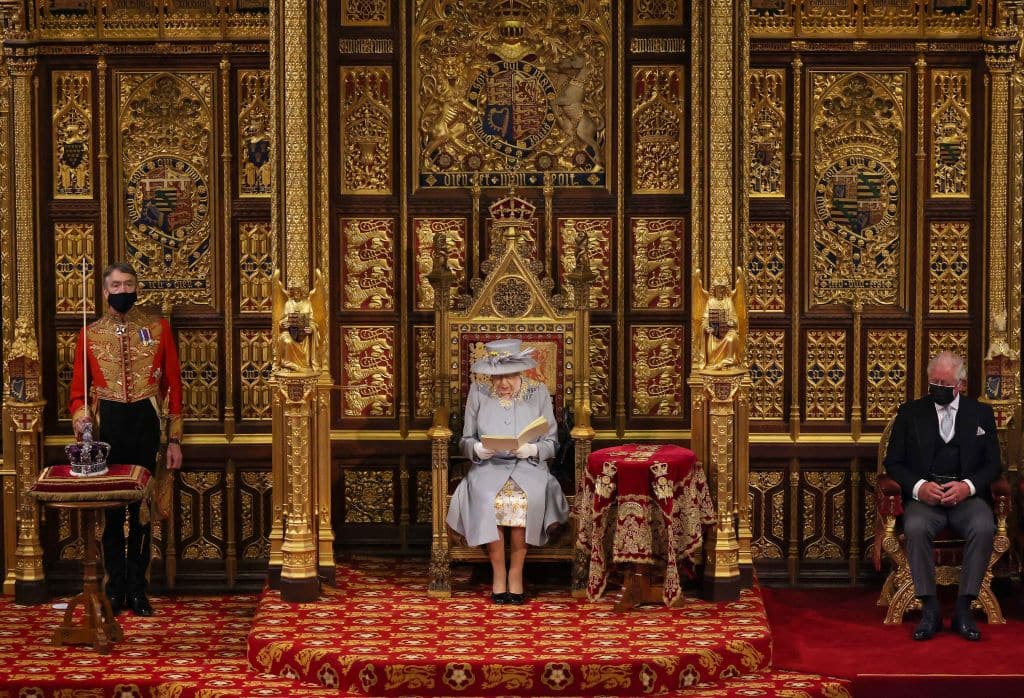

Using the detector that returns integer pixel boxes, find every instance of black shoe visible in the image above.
[127,593,154,616]
[506,592,525,605]
[951,612,981,641]
[107,594,124,616]
[491,591,509,604]
[912,608,941,641]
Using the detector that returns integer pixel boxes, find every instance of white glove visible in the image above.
[474,442,495,460]
[514,443,538,460]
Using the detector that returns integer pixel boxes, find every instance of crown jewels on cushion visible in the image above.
[66,425,110,477]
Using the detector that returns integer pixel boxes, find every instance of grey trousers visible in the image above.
[904,497,994,598]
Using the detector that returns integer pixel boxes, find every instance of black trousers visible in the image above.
[99,399,160,598]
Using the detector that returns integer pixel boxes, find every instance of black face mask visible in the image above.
[928,383,956,406]
[107,291,137,314]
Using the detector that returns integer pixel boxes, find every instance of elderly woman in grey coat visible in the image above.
[446,338,570,604]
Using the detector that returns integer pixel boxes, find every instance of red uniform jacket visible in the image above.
[68,306,183,440]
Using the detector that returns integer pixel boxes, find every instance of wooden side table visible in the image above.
[576,444,716,610]
[45,501,126,654]
[29,463,154,654]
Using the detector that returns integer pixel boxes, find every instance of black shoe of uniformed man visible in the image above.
[951,611,981,641]
[107,593,124,617]
[913,608,941,641]
[128,592,154,616]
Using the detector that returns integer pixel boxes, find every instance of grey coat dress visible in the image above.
[445,379,570,547]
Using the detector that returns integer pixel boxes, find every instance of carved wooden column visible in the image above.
[691,0,750,600]
[426,233,454,597]
[269,0,331,602]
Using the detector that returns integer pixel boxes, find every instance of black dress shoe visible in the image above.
[952,612,981,641]
[491,592,509,604]
[913,608,941,641]
[107,594,124,616]
[127,593,154,616]
[506,592,525,605]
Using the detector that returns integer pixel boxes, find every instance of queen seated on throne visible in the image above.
[445,338,570,605]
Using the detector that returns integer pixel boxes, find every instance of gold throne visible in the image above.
[426,190,594,597]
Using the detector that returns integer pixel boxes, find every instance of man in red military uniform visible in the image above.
[69,262,183,616]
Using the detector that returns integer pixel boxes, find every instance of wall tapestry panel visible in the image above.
[558,218,612,311]
[930,69,970,198]
[52,71,92,200]
[631,218,685,310]
[413,218,465,311]
[340,66,392,195]
[341,218,395,311]
[810,70,906,309]
[749,69,785,198]
[116,71,216,306]
[54,223,96,315]
[238,70,272,198]
[414,0,610,189]
[341,326,396,417]
[632,66,685,194]
[630,325,685,418]
[928,221,970,314]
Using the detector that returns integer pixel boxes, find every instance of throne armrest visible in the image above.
[991,476,1011,520]
[875,474,903,517]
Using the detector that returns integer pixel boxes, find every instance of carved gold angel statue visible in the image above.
[692,267,747,370]
[272,269,327,373]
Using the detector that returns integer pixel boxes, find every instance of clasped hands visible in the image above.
[474,442,538,460]
[918,479,971,507]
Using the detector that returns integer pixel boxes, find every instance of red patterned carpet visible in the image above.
[0,559,851,697]
[248,559,850,697]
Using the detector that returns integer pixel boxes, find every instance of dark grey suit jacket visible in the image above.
[883,395,1002,500]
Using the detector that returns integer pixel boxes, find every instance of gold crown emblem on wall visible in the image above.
[493,0,531,19]
[489,189,536,228]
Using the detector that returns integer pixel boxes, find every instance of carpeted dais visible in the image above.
[248,559,778,695]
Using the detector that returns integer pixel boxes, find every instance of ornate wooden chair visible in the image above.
[426,190,595,597]
[874,416,1011,624]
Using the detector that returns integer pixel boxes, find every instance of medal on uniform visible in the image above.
[139,327,153,346]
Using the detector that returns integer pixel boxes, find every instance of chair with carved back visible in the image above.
[426,190,594,598]
[874,415,1011,624]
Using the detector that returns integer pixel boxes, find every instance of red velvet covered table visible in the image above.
[30,464,152,653]
[575,444,715,609]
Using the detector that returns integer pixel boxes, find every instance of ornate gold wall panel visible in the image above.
[865,330,908,422]
[178,471,225,561]
[800,470,847,561]
[240,471,273,560]
[55,330,79,422]
[340,66,392,195]
[238,70,272,198]
[746,222,786,312]
[116,71,216,306]
[341,326,395,417]
[630,325,684,418]
[750,470,785,559]
[928,329,969,360]
[631,66,685,194]
[750,2,984,39]
[930,69,970,197]
[239,329,274,421]
[928,221,970,314]
[342,0,389,26]
[52,71,92,199]
[341,218,395,311]
[53,223,95,315]
[631,218,684,309]
[810,70,906,308]
[415,470,432,526]
[748,330,786,421]
[178,329,220,420]
[413,326,435,420]
[343,470,394,524]
[238,222,274,313]
[633,0,683,25]
[804,329,847,421]
[749,69,785,198]
[558,218,612,311]
[589,325,612,419]
[413,0,610,188]
[413,218,465,311]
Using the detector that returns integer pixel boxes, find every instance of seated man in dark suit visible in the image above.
[884,351,1000,641]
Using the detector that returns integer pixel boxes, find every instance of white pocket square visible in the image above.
[976,426,986,436]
